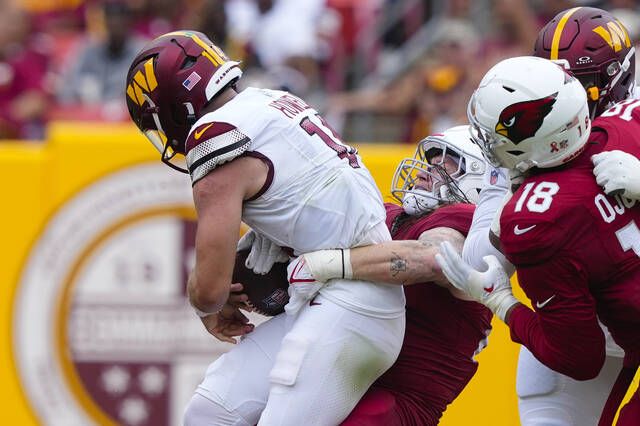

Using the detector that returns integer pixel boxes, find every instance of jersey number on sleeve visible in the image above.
[514,182,560,213]
[300,115,360,168]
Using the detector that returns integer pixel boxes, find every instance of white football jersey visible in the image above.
[185,87,405,318]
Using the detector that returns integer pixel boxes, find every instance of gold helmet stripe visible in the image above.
[133,81,145,105]
[550,7,581,60]
[155,31,226,66]
[133,70,149,91]
[126,84,138,105]
[191,35,225,66]
[144,58,157,90]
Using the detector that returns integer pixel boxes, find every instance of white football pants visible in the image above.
[517,346,623,425]
[184,294,405,426]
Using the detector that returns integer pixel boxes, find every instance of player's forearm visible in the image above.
[187,270,223,315]
[186,218,238,313]
[462,185,505,265]
[350,240,444,286]
[190,207,237,313]
[463,181,515,275]
[190,253,230,314]
[508,304,606,380]
[303,240,447,286]
[303,227,465,286]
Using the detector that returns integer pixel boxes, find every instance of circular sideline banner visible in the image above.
[13,163,235,426]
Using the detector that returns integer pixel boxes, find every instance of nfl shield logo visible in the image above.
[182,72,202,91]
[490,169,499,185]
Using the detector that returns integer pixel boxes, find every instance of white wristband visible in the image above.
[303,249,353,282]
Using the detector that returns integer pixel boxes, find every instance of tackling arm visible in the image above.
[462,166,515,275]
[435,243,606,380]
[302,226,466,287]
[352,226,465,286]
[508,258,606,380]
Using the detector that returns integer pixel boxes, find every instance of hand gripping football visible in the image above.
[232,249,289,316]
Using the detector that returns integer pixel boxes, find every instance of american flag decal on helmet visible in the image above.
[182,72,202,91]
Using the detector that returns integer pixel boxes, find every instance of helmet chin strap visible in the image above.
[184,102,196,126]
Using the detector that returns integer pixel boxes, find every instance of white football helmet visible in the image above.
[391,125,487,216]
[467,56,591,172]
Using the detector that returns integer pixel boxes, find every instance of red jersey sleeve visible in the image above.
[384,202,403,231]
[508,255,606,380]
[385,203,475,240]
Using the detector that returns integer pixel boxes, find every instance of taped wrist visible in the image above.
[488,292,519,322]
[303,249,353,282]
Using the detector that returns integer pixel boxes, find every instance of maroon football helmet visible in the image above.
[534,7,636,117]
[125,31,242,172]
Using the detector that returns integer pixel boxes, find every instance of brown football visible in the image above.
[232,249,289,316]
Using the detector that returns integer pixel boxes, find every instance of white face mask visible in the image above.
[402,189,440,215]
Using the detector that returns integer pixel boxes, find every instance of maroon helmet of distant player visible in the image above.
[125,31,242,172]
[534,7,636,118]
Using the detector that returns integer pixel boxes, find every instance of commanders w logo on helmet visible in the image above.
[496,94,557,144]
[592,20,631,53]
[126,58,158,107]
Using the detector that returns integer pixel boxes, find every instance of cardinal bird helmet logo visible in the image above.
[495,94,558,144]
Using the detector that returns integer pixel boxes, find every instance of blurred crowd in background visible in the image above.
[1,0,639,143]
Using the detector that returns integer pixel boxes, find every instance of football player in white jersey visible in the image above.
[441,7,637,426]
[125,31,405,426]
[242,126,495,425]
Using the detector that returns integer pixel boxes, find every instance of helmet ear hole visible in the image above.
[170,103,187,126]
[169,103,194,141]
[180,56,198,69]
[170,103,197,131]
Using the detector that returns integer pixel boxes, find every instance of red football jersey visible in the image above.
[353,203,492,424]
[500,101,640,379]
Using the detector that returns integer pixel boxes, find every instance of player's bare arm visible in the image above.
[357,226,464,286]
[302,226,465,287]
[188,156,268,315]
